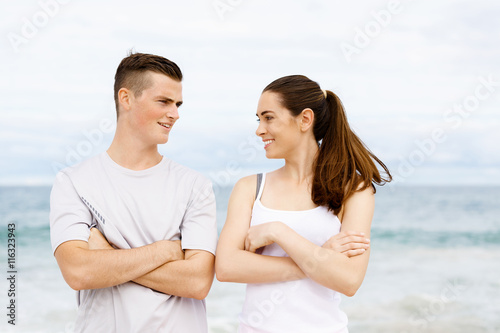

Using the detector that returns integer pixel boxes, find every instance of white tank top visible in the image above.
[238,173,349,333]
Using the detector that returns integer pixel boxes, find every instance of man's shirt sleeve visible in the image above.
[180,175,218,254]
[50,171,92,254]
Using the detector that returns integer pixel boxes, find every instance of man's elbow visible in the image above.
[190,287,210,301]
[61,269,91,291]
[59,261,97,291]
[188,276,214,300]
[55,242,94,291]
[67,280,85,291]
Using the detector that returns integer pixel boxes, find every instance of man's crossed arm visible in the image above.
[54,228,215,300]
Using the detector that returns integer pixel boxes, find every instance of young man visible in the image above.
[50,52,217,332]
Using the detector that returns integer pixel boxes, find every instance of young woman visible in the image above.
[215,75,391,333]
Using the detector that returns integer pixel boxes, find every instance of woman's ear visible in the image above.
[299,108,314,132]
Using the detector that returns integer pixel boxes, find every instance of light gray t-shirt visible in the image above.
[50,152,217,333]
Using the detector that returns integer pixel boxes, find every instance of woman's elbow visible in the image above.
[340,276,364,297]
[214,264,230,282]
[214,258,236,282]
[342,285,358,297]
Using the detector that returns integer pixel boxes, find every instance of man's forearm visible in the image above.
[55,239,179,290]
[133,250,215,300]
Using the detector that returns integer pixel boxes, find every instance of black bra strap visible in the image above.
[256,173,263,200]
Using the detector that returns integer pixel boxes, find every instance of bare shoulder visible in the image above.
[222,175,258,234]
[355,182,376,197]
[235,174,258,189]
[339,182,375,222]
[346,184,375,209]
[229,174,258,204]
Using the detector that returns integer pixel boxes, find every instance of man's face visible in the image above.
[127,72,183,146]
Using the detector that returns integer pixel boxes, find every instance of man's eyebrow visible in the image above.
[155,95,183,106]
[155,95,173,100]
[256,110,273,117]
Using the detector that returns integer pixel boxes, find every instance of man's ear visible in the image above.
[299,108,314,132]
[118,88,132,112]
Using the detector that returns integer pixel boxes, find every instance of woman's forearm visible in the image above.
[216,248,305,283]
[271,222,368,296]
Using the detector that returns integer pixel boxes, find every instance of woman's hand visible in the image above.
[88,227,114,250]
[244,222,283,253]
[322,231,370,257]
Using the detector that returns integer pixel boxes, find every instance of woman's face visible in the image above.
[255,91,302,159]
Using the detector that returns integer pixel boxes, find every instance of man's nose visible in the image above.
[168,106,179,120]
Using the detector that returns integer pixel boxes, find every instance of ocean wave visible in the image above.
[371,228,500,247]
[344,292,500,333]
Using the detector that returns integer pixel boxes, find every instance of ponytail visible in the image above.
[312,90,392,214]
[263,75,391,215]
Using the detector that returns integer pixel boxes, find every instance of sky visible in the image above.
[1,0,499,188]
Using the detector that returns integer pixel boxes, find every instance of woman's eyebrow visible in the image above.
[256,110,274,117]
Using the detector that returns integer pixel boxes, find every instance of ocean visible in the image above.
[0,185,499,332]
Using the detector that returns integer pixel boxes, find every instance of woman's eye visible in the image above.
[256,116,272,122]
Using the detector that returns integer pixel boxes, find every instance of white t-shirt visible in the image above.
[50,152,217,333]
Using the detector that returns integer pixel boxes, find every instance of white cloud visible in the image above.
[0,0,499,185]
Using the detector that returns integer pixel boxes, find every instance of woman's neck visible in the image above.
[282,138,319,184]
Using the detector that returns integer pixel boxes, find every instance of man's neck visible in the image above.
[107,138,163,171]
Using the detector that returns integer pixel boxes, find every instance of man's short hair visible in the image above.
[113,52,183,116]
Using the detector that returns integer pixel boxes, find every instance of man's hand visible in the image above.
[55,228,186,291]
[159,240,185,262]
[88,227,114,250]
[322,230,370,257]
[88,228,184,262]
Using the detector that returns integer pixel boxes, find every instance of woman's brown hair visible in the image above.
[263,75,392,215]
